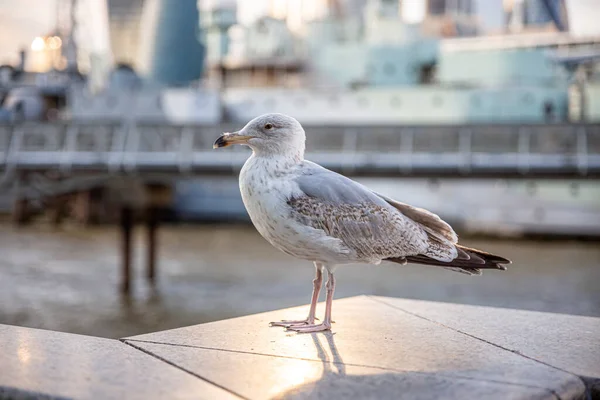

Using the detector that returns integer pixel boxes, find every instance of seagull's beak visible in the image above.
[213,131,253,149]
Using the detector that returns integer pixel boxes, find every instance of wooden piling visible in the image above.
[48,195,67,226]
[12,172,29,225]
[73,190,92,225]
[12,198,29,225]
[146,207,158,286]
[143,183,171,287]
[120,206,133,296]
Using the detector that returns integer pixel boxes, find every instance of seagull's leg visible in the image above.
[287,268,335,333]
[270,262,324,327]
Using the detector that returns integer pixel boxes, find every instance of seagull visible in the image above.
[213,113,510,333]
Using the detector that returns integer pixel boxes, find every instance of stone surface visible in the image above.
[0,324,238,400]
[126,296,589,400]
[130,341,558,400]
[370,296,600,380]
[4,296,597,400]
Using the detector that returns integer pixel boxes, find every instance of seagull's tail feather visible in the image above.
[386,245,511,276]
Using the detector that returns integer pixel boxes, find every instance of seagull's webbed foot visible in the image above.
[286,321,331,333]
[269,317,318,328]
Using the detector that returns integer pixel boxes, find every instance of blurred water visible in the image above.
[0,223,598,339]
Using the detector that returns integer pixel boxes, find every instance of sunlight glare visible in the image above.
[31,37,46,52]
[270,360,322,397]
[401,1,426,24]
[17,346,31,364]
[48,36,62,50]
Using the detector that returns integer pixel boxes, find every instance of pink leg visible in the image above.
[287,270,335,333]
[270,263,323,328]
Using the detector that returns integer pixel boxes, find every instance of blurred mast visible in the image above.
[57,0,79,72]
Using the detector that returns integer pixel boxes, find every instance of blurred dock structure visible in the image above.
[1,120,599,229]
[1,121,598,179]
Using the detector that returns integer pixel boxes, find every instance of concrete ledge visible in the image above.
[2,296,599,399]
[0,325,236,400]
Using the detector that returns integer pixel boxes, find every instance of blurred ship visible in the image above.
[3,0,599,124]
[206,0,599,125]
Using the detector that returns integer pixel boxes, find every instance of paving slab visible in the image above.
[370,296,600,398]
[0,324,238,400]
[130,340,559,400]
[370,296,600,379]
[126,296,587,400]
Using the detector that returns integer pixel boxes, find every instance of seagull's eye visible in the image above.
[264,123,273,130]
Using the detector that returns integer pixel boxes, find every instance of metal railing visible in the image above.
[1,121,599,182]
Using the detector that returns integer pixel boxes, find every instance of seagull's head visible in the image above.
[213,113,305,158]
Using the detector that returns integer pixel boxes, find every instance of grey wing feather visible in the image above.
[295,162,388,205]
[291,162,453,261]
[375,194,458,244]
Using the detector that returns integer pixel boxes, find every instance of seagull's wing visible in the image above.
[292,161,454,262]
[292,161,510,273]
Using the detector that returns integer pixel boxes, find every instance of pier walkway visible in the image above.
[1,122,599,180]
[2,296,599,399]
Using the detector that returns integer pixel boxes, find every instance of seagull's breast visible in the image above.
[239,155,351,263]
[239,157,293,237]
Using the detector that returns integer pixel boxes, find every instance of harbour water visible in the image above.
[1,223,598,339]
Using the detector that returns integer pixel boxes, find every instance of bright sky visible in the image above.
[0,0,57,64]
[1,0,596,68]
[0,0,321,65]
